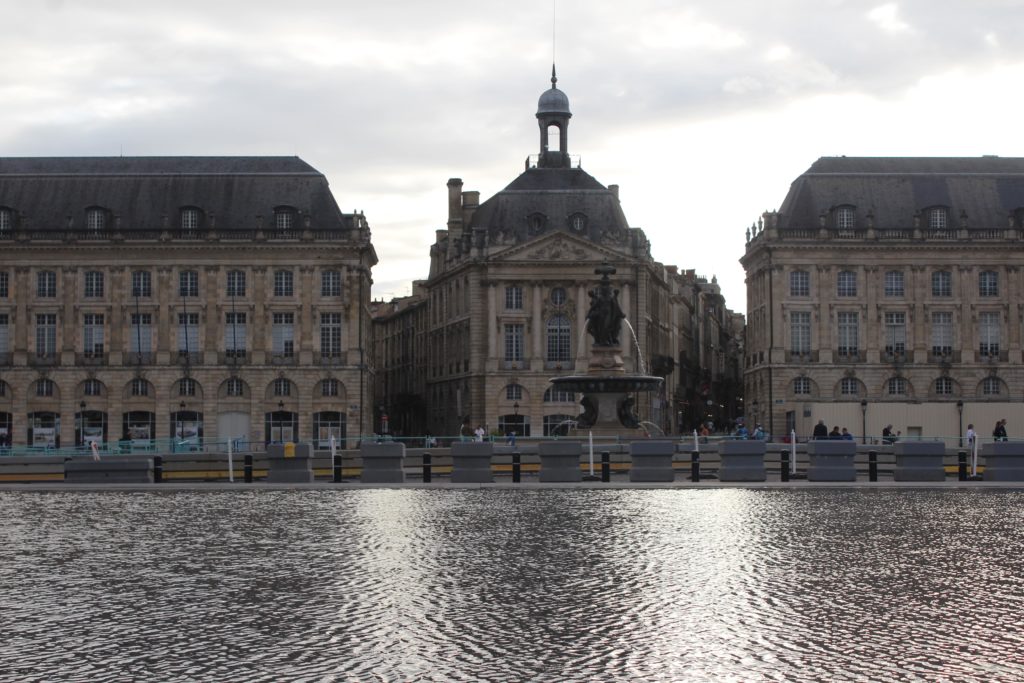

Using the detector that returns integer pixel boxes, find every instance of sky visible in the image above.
[4,0,1024,314]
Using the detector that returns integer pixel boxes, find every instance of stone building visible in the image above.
[0,157,376,449]
[372,71,743,439]
[742,156,1024,442]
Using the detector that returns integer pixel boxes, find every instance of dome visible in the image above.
[537,86,571,116]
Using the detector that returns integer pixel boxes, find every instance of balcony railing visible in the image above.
[786,351,817,363]
[835,349,865,363]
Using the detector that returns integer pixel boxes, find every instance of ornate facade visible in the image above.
[372,71,743,439]
[0,157,376,449]
[742,156,1024,441]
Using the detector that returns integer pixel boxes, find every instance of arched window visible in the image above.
[546,315,571,363]
[130,378,149,397]
[322,378,339,397]
[982,377,1002,396]
[273,378,291,397]
[935,377,953,396]
[793,377,811,395]
[225,377,244,397]
[887,377,908,396]
[839,377,860,396]
[505,384,523,401]
[178,378,197,397]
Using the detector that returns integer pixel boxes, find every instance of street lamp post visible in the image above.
[957,399,964,447]
[860,399,868,445]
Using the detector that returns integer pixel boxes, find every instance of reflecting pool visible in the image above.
[1,489,1023,682]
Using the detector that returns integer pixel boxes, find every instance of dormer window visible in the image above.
[180,207,202,235]
[927,207,948,231]
[86,206,108,232]
[568,212,587,233]
[274,206,297,232]
[834,206,856,231]
[0,207,13,232]
[527,212,547,234]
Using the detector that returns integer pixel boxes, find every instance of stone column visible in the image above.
[576,283,588,366]
[487,283,497,359]
[204,266,219,363]
[532,284,543,363]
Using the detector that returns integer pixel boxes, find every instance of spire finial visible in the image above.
[551,63,557,89]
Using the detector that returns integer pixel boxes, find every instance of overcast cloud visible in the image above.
[4,0,1024,311]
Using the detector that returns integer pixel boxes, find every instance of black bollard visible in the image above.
[244,453,253,483]
[958,450,968,481]
[868,450,878,482]
[153,455,163,484]
[601,450,611,482]
[780,449,790,482]
[512,451,521,483]
[333,453,343,483]
[691,450,701,482]
[422,452,432,483]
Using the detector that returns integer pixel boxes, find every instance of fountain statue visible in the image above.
[550,263,663,436]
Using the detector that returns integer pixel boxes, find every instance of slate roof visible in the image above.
[0,156,348,231]
[469,167,631,242]
[777,156,1024,230]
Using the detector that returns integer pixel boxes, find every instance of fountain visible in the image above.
[550,263,663,438]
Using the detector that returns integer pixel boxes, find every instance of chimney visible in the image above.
[608,184,619,201]
[447,178,463,236]
[462,190,480,227]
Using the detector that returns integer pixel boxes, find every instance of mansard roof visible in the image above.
[469,166,632,243]
[0,156,350,231]
[777,156,1024,230]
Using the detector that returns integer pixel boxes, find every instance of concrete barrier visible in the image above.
[539,441,582,483]
[360,442,406,483]
[629,441,676,482]
[0,455,66,482]
[719,440,767,482]
[807,441,857,482]
[450,442,494,483]
[893,441,946,482]
[65,457,154,483]
[982,442,1024,482]
[266,443,314,483]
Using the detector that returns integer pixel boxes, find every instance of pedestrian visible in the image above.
[882,424,896,445]
[736,423,749,439]
[965,423,976,447]
[699,423,710,443]
[506,430,516,446]
[841,427,854,441]
[474,425,485,442]
[460,418,473,442]
[813,419,828,440]
[993,419,1008,442]
[753,424,765,440]
[829,425,842,439]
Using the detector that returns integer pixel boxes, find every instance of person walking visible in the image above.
[813,419,828,440]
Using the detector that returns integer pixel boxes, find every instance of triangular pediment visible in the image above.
[489,230,629,263]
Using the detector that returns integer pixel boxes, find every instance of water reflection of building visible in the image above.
[0,157,376,448]
[742,156,1024,440]
[372,70,743,439]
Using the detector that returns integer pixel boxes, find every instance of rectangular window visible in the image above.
[935,377,953,396]
[506,384,522,401]
[932,271,952,297]
[789,271,810,297]
[0,271,8,298]
[274,270,294,297]
[0,313,9,355]
[177,312,200,354]
[37,271,56,298]
[226,271,246,297]
[504,323,524,361]
[129,313,152,354]
[789,311,811,354]
[505,286,523,310]
[83,313,104,357]
[837,312,858,357]
[84,271,104,298]
[793,377,811,395]
[931,312,953,355]
[179,271,198,297]
[321,270,341,297]
[979,271,999,297]
[979,312,1000,356]
[884,271,904,297]
[320,313,342,357]
[272,312,295,357]
[888,377,908,396]
[836,271,857,297]
[840,378,860,396]
[225,312,247,355]
[131,271,152,297]
[36,313,57,357]
[884,312,906,356]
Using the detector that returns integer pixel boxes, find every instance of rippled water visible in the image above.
[1,489,1023,682]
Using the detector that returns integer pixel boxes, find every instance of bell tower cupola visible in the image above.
[536,64,572,169]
